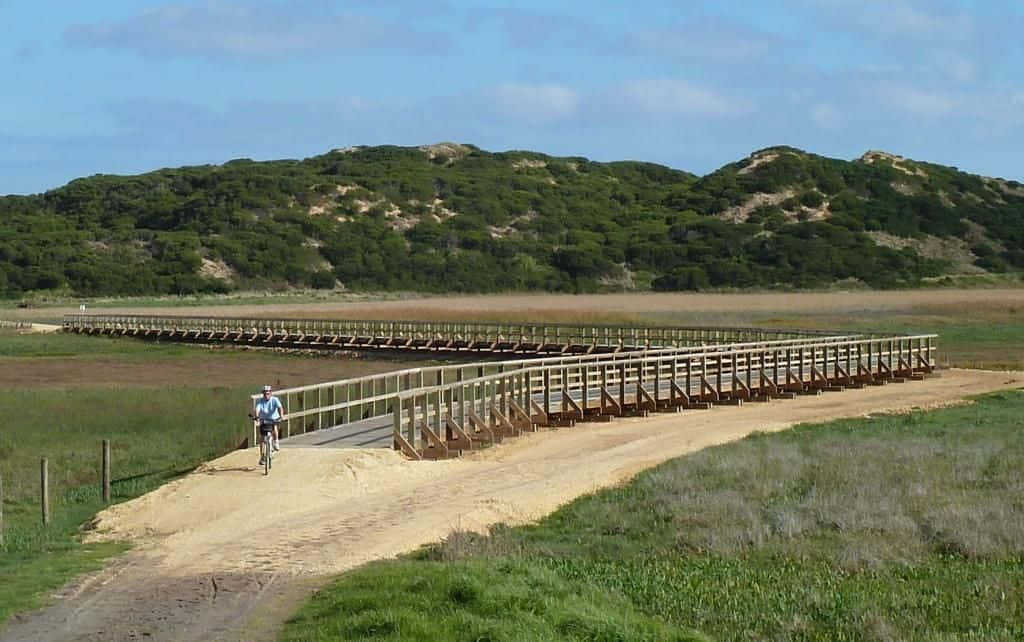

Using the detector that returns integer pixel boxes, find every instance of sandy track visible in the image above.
[3,368,1022,642]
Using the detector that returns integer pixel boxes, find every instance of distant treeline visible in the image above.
[1,144,1022,297]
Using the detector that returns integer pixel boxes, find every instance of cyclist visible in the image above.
[254,384,285,463]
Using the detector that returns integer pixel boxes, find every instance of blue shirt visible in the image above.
[255,396,284,423]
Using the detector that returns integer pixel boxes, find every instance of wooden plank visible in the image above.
[600,386,621,416]
[699,374,720,401]
[758,368,779,395]
[636,382,657,412]
[509,399,535,432]
[529,398,549,426]
[562,392,584,421]
[393,432,422,460]
[418,420,449,459]
[444,414,474,450]
[810,365,827,389]
[490,407,518,437]
[669,379,690,407]
[732,373,751,400]
[468,410,497,443]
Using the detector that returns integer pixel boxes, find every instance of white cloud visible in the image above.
[64,3,446,58]
[934,52,976,83]
[969,91,1024,130]
[847,1,975,41]
[875,83,958,118]
[464,7,597,50]
[873,82,1024,132]
[627,22,777,64]
[619,79,746,118]
[810,103,843,129]
[487,83,580,123]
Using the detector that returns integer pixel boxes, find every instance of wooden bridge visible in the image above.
[248,332,935,460]
[62,314,837,354]
[61,314,936,460]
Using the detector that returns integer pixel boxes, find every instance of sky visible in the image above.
[2,0,1023,195]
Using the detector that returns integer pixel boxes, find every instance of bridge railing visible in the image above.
[246,333,926,449]
[389,334,937,458]
[59,314,934,457]
[63,313,839,352]
[246,334,863,443]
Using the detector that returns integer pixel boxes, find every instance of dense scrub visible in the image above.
[2,144,1022,297]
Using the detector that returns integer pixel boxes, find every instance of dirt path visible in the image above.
[3,368,1022,642]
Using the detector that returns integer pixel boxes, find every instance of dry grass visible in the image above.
[429,392,1024,571]
[639,405,1024,568]
[5,288,1023,323]
[382,391,1024,640]
[6,288,1024,370]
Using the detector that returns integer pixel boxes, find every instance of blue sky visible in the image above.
[3,0,1022,195]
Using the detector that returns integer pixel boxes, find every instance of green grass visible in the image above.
[284,390,1024,641]
[855,321,1024,370]
[0,333,257,624]
[1,386,250,501]
[1,303,1022,636]
[0,384,251,622]
[757,317,1024,371]
[0,332,200,358]
[0,329,411,626]
[911,322,1024,370]
[0,515,128,623]
[284,560,708,642]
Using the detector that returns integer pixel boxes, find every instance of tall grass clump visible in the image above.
[285,390,1024,641]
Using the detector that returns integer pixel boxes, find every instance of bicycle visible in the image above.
[261,427,274,475]
[250,415,278,476]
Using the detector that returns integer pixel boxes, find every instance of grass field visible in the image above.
[0,288,1022,634]
[282,390,1024,641]
[0,331,436,623]
[5,288,1024,371]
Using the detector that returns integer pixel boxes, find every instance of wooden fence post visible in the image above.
[41,457,49,525]
[102,439,111,503]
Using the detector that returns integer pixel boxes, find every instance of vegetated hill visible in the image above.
[1,143,1022,297]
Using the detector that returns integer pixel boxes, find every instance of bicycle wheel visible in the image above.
[264,434,272,475]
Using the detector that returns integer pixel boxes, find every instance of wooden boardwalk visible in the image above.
[60,314,936,460]
[63,314,836,355]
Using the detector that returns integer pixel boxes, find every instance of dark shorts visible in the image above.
[259,423,277,436]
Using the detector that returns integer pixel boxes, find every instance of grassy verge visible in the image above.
[756,316,1024,371]
[283,390,1024,641]
[0,384,250,622]
[0,330,425,625]
[0,331,201,358]
[900,322,1024,370]
[0,332,258,624]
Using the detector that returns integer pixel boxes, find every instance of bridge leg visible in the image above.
[418,420,450,459]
